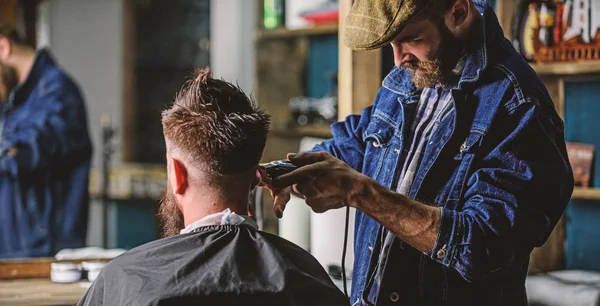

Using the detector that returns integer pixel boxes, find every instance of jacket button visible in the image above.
[436,245,447,259]
[390,292,400,302]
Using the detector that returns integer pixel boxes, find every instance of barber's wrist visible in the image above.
[348,175,378,209]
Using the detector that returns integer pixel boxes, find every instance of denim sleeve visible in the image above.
[427,102,574,281]
[0,80,91,176]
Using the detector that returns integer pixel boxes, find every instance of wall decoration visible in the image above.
[513,0,600,63]
[566,142,595,187]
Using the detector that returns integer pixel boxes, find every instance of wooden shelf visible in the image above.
[256,24,338,40]
[572,187,600,200]
[269,125,332,138]
[530,61,600,76]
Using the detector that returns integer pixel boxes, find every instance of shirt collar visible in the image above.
[5,48,56,110]
[180,208,258,234]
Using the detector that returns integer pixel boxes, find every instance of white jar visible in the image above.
[50,262,82,283]
[82,261,107,282]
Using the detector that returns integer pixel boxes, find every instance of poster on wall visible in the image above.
[512,0,600,63]
[566,142,595,187]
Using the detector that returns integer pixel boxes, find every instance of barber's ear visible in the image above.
[172,159,188,195]
[445,0,470,35]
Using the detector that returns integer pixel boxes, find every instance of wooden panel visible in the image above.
[0,258,111,280]
[495,0,516,40]
[529,216,565,273]
[338,0,353,120]
[121,0,136,161]
[351,50,382,115]
[0,279,87,306]
[541,77,564,118]
[0,258,53,280]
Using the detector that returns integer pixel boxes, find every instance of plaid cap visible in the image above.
[344,0,437,51]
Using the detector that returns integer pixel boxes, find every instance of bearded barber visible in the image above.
[0,20,92,258]
[260,0,573,305]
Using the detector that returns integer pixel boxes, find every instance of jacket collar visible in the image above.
[5,48,56,110]
[382,1,504,97]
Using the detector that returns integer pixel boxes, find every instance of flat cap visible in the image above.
[344,0,437,50]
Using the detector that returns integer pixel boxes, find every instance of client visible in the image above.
[78,68,347,306]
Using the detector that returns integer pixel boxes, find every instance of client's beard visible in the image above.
[158,183,185,238]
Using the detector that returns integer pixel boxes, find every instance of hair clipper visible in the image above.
[260,160,298,178]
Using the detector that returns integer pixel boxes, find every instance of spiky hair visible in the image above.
[161,68,270,176]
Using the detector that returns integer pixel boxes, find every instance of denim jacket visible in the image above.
[312,3,573,305]
[0,49,92,258]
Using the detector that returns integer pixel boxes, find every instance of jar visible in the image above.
[50,262,82,283]
[82,261,107,282]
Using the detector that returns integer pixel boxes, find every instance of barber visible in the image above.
[0,19,92,258]
[260,0,573,305]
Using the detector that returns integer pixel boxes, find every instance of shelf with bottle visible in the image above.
[572,187,600,200]
[513,0,600,76]
[256,23,338,40]
[530,61,600,76]
[269,125,333,138]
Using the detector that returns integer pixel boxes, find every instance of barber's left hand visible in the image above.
[272,151,369,214]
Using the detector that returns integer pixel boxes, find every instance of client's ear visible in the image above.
[172,159,189,195]
[252,167,261,189]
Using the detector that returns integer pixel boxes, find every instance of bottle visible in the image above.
[538,1,555,47]
[263,0,285,30]
[554,1,564,46]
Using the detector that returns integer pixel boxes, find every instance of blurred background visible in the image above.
[2,0,600,304]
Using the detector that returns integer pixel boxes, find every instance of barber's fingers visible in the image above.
[291,184,303,198]
[255,167,271,188]
[273,187,291,219]
[289,151,331,167]
[272,162,325,188]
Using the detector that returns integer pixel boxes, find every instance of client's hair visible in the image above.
[161,68,270,177]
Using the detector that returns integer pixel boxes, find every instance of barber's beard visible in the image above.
[403,24,464,90]
[158,183,185,238]
[0,62,18,104]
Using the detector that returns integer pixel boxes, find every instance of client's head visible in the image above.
[159,68,270,237]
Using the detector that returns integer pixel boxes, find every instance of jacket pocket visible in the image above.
[362,113,397,180]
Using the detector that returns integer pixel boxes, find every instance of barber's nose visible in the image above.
[391,44,413,67]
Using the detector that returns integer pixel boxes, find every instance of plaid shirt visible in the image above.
[396,86,455,195]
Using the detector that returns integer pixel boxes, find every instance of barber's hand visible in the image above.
[272,152,369,216]
[256,165,293,218]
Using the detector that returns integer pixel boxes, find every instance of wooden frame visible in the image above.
[338,0,382,119]
[121,0,136,162]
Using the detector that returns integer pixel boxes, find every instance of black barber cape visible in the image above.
[77,225,348,306]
